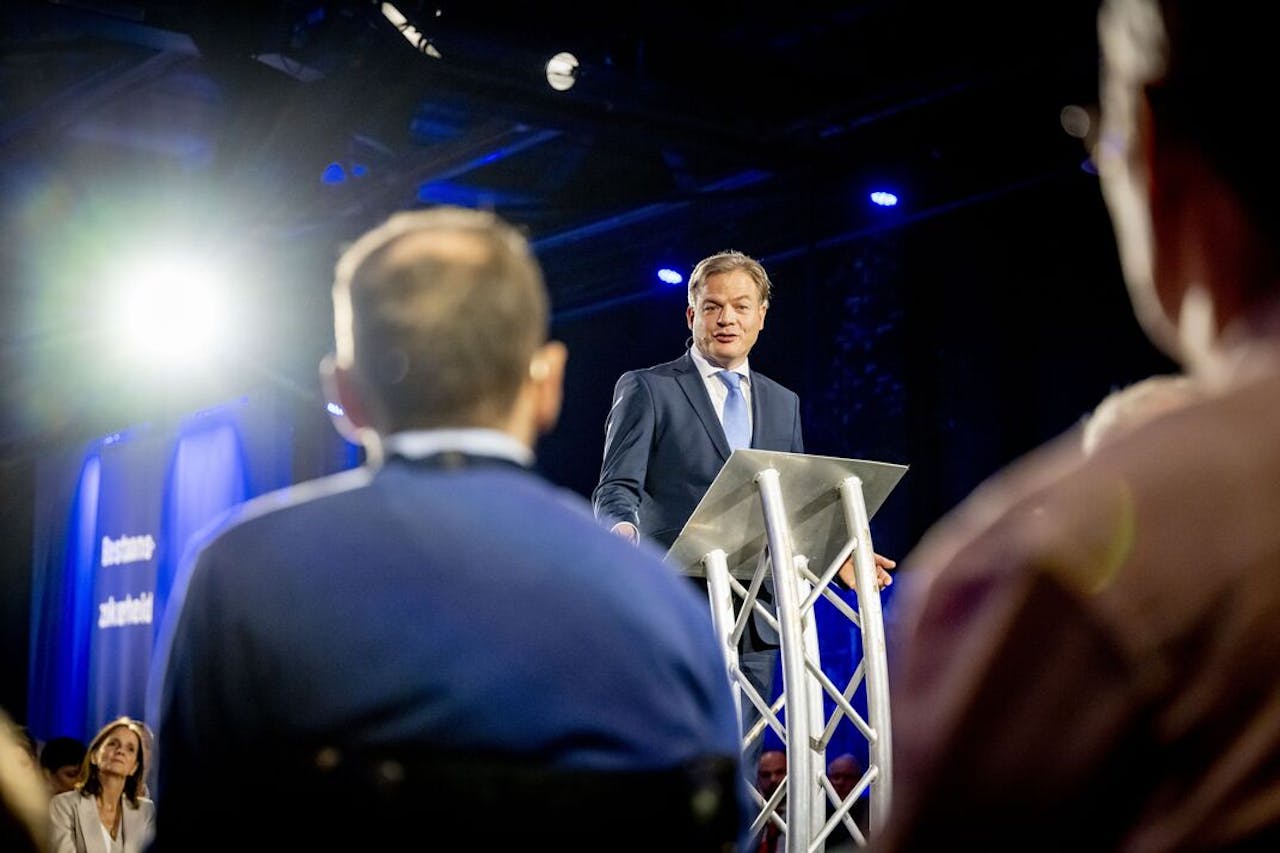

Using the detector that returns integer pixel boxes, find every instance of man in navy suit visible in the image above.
[147,207,747,850]
[592,250,893,772]
[593,249,801,552]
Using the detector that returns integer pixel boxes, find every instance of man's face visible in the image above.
[756,750,787,798]
[827,756,859,800]
[686,269,767,370]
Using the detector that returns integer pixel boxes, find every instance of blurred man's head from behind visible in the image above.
[0,711,48,853]
[1097,0,1280,371]
[323,206,566,450]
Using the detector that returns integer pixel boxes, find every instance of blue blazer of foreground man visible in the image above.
[146,206,747,851]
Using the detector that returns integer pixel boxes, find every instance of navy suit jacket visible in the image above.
[593,350,804,548]
[592,351,804,643]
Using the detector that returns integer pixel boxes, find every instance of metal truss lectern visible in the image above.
[667,450,908,853]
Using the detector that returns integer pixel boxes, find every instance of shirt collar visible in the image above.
[379,428,535,467]
[689,345,750,383]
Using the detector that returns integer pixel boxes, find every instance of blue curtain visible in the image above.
[27,395,311,742]
[26,449,101,740]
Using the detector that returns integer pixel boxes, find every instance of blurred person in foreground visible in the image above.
[1080,372,1201,455]
[147,205,746,851]
[0,709,48,853]
[879,0,1280,849]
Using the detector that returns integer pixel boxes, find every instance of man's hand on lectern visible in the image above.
[837,552,896,591]
[610,521,640,545]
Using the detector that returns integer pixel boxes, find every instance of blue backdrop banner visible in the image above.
[26,394,334,743]
[86,427,169,732]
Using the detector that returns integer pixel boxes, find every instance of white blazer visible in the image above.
[49,789,155,853]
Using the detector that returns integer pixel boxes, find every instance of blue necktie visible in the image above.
[717,370,751,451]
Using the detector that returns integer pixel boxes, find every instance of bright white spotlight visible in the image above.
[109,255,229,368]
[545,51,579,91]
[870,191,899,207]
[657,267,683,285]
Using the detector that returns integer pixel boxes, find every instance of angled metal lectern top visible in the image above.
[666,449,907,853]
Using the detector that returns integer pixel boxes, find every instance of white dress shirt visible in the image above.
[688,345,754,434]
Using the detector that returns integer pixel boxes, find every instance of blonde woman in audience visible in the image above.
[49,717,154,853]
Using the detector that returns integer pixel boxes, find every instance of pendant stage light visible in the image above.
[545,51,579,91]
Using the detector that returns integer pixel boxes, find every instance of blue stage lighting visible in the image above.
[869,191,898,207]
[417,180,486,206]
[321,162,346,184]
[657,267,683,285]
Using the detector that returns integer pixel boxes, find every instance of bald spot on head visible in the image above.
[333,207,549,433]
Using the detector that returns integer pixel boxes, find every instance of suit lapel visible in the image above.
[675,352,734,461]
[122,801,150,850]
[77,794,108,853]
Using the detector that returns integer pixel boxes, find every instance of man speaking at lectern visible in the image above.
[593,249,798,553]
[592,249,893,764]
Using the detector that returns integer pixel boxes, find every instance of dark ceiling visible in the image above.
[0,0,1104,450]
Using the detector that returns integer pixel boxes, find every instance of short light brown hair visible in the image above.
[332,206,549,432]
[687,250,772,309]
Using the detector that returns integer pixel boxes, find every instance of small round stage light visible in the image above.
[545,52,579,92]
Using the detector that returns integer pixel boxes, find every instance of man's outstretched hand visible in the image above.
[612,519,896,591]
[837,552,896,591]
